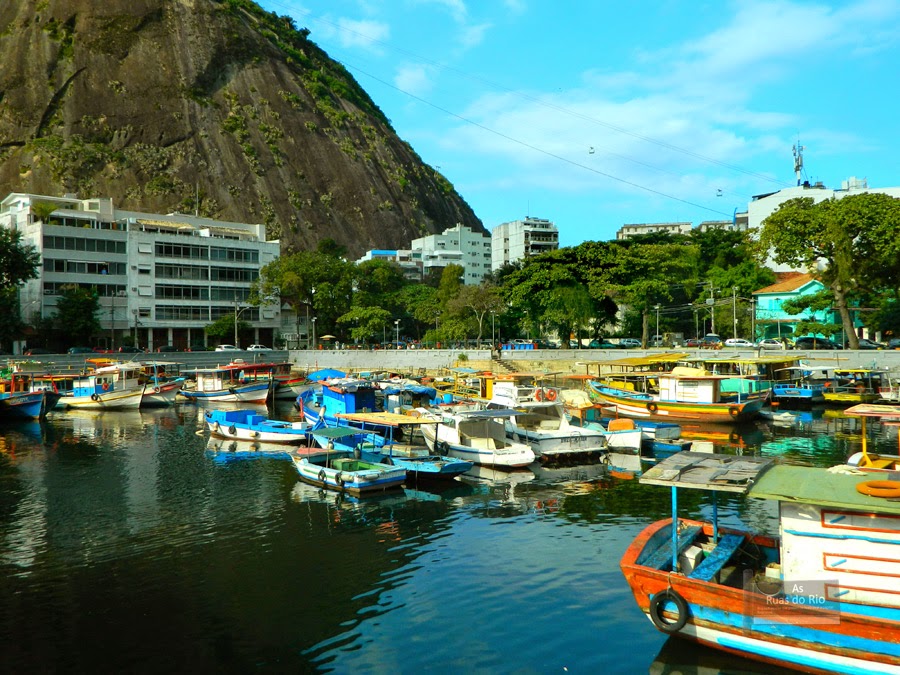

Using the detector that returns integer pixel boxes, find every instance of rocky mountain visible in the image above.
[0,0,484,255]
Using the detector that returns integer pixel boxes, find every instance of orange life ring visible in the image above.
[545,388,557,401]
[535,389,544,402]
[102,382,110,391]
[856,480,900,498]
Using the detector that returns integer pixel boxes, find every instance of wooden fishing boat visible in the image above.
[621,451,900,673]
[65,363,146,410]
[588,372,764,425]
[823,368,890,405]
[179,362,276,403]
[205,409,310,444]
[291,454,406,496]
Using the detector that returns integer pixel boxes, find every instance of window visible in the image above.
[155,242,208,259]
[156,263,209,280]
[155,284,209,301]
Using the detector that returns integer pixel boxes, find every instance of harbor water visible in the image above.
[0,404,895,673]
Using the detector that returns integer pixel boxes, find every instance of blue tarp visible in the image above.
[307,368,346,382]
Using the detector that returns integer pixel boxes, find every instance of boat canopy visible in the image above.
[311,426,364,439]
[454,408,524,419]
[640,452,774,494]
[749,464,900,515]
[336,411,438,426]
[845,403,900,419]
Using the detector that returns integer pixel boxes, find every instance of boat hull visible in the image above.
[292,456,406,496]
[621,518,900,674]
[591,385,764,424]
[0,391,46,420]
[141,380,183,407]
[180,382,270,403]
[64,388,145,410]
[205,409,309,444]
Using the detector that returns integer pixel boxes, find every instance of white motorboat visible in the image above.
[417,408,535,468]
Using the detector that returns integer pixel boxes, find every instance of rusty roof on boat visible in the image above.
[844,404,900,419]
[640,452,775,493]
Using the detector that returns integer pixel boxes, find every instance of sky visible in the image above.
[255,0,900,247]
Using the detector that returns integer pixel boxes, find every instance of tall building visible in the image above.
[491,217,559,271]
[1,192,281,351]
[410,223,492,284]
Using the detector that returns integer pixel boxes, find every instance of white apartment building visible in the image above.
[491,217,559,271]
[616,221,692,240]
[748,177,900,271]
[355,248,423,281]
[410,223,492,284]
[1,192,282,351]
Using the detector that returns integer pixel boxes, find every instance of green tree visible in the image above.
[448,283,505,344]
[204,314,251,345]
[336,306,392,346]
[0,228,41,351]
[53,286,101,346]
[758,193,900,348]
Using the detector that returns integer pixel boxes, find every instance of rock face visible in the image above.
[0,0,484,254]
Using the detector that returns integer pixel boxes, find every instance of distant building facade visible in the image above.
[355,249,423,281]
[0,192,281,351]
[491,217,559,271]
[616,216,748,240]
[411,223,492,284]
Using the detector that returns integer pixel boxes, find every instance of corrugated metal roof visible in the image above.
[754,272,816,294]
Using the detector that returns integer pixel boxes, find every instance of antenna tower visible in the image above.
[792,140,805,186]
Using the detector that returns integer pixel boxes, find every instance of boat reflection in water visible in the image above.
[649,636,797,675]
[205,436,294,463]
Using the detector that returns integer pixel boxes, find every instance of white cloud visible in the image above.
[395,64,435,97]
[415,0,469,23]
[459,22,491,49]
[336,18,390,51]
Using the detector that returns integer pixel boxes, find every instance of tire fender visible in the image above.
[648,589,689,634]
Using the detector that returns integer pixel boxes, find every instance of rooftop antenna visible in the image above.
[792,138,805,186]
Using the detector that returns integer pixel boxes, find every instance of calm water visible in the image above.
[0,404,896,674]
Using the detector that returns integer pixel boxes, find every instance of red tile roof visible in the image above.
[754,272,816,294]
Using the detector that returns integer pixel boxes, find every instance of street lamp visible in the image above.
[394,319,400,349]
[732,286,738,339]
[233,301,251,348]
[491,310,496,348]
[654,304,661,345]
[312,317,317,350]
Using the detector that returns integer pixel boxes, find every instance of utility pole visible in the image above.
[709,283,716,335]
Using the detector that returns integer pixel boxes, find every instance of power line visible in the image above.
[263,1,794,192]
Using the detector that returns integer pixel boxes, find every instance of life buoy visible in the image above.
[856,480,900,498]
[317,469,327,483]
[545,388,557,401]
[91,393,100,402]
[437,441,449,456]
[647,401,658,414]
[102,382,110,391]
[153,386,161,394]
[648,589,689,634]
[228,387,238,395]
[335,472,345,488]
[729,405,740,419]
[251,431,260,439]
[535,389,544,402]
[228,424,237,435]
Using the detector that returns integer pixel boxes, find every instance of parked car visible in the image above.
[793,336,843,350]
[724,338,755,348]
[848,338,885,350]
[215,344,240,351]
[246,344,269,351]
[23,347,53,355]
[154,345,182,353]
[889,338,900,350]
[698,335,723,350]
[588,339,619,349]
[683,338,701,348]
[117,346,145,353]
[619,338,642,349]
[67,347,94,354]
[756,338,787,350]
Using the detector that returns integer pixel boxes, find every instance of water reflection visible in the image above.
[650,636,797,674]
[1,404,900,672]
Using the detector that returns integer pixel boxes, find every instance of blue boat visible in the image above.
[291,451,407,496]
[205,408,310,444]
[0,390,47,420]
[310,413,473,480]
[771,365,826,404]
[298,378,378,427]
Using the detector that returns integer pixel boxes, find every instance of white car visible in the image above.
[246,344,269,351]
[756,338,786,350]
[724,338,755,348]
[214,344,240,351]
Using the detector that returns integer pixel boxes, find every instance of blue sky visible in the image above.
[256,0,900,246]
